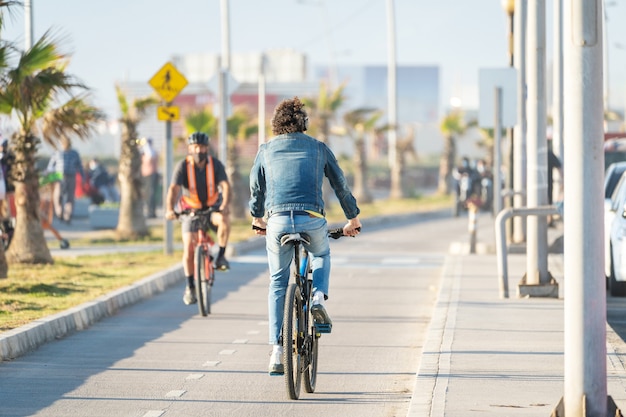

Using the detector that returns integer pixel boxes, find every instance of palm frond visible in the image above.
[39,95,105,148]
[115,84,129,116]
[185,108,217,137]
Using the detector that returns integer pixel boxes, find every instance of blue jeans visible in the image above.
[266,213,330,345]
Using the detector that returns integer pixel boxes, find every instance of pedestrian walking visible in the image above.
[141,137,159,218]
[46,137,85,224]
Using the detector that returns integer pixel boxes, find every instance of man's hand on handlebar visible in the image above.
[343,217,362,237]
[165,209,177,221]
[252,217,267,236]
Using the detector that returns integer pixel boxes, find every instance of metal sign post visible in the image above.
[148,62,188,255]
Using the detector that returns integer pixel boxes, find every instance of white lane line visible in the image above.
[219,349,237,355]
[186,373,204,380]
[142,411,164,417]
[203,360,221,367]
[247,330,260,335]
[165,390,186,398]
[232,339,248,344]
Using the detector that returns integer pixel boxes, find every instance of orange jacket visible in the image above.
[180,155,218,209]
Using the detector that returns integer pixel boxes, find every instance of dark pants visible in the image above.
[143,173,159,217]
[53,175,76,222]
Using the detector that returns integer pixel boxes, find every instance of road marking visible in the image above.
[165,390,186,398]
[186,373,204,380]
[142,411,164,417]
[407,254,461,417]
[219,349,236,355]
[232,339,248,344]
[247,330,260,335]
[203,360,221,367]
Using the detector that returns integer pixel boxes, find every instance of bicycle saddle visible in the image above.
[280,233,311,246]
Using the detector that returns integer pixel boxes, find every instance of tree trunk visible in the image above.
[389,140,405,199]
[116,124,148,239]
[0,237,7,278]
[353,136,373,204]
[437,134,456,195]
[7,180,53,264]
[227,141,246,220]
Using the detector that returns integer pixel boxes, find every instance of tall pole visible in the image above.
[493,87,503,216]
[563,0,607,414]
[502,0,515,241]
[602,0,609,117]
[513,0,527,244]
[219,0,231,168]
[552,0,564,162]
[24,0,33,50]
[258,53,266,147]
[525,0,549,286]
[386,0,400,198]
[164,120,173,255]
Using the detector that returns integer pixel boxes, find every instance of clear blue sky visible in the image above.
[1,0,625,120]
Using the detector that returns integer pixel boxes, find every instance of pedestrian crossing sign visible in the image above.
[149,62,188,103]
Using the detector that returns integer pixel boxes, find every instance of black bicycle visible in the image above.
[280,227,358,400]
[176,208,217,316]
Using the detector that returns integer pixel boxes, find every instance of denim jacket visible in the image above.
[249,132,360,219]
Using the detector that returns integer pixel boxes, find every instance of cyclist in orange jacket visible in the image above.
[165,132,231,305]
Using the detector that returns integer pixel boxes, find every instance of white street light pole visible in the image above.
[386,0,400,198]
[513,0,527,244]
[525,0,549,286]
[258,53,266,147]
[219,0,231,169]
[562,0,609,414]
[24,0,33,50]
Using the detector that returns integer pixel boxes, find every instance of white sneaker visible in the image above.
[268,346,284,375]
[312,290,325,306]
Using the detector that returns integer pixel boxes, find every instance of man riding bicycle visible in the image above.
[249,97,362,375]
[165,132,231,305]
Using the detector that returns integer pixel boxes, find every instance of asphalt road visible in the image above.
[1,211,462,417]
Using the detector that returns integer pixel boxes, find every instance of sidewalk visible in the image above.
[408,213,626,416]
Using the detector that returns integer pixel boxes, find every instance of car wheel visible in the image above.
[609,249,626,297]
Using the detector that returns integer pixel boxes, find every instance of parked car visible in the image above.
[608,171,626,296]
[604,162,626,280]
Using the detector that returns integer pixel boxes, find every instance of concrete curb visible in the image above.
[0,264,184,361]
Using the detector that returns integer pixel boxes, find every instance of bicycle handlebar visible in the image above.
[252,225,361,239]
[328,227,361,239]
[174,207,217,219]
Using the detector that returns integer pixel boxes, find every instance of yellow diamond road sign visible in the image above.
[149,62,188,103]
[157,105,180,122]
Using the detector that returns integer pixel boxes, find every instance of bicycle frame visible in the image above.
[178,208,216,316]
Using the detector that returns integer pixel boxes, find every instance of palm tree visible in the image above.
[342,108,383,204]
[0,31,104,265]
[301,81,346,144]
[302,82,346,206]
[184,108,218,154]
[115,85,158,239]
[225,106,257,219]
[438,109,468,195]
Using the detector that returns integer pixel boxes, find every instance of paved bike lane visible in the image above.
[0,211,450,417]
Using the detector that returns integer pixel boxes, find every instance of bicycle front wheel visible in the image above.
[194,246,211,316]
[283,283,303,400]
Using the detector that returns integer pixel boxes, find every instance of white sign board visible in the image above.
[478,67,518,128]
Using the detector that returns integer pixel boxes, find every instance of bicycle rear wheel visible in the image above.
[194,246,211,316]
[283,283,303,400]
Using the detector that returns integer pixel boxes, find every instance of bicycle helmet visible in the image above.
[188,132,209,145]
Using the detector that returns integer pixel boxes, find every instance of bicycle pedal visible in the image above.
[314,323,332,333]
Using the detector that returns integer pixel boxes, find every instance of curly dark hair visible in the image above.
[271,97,308,135]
